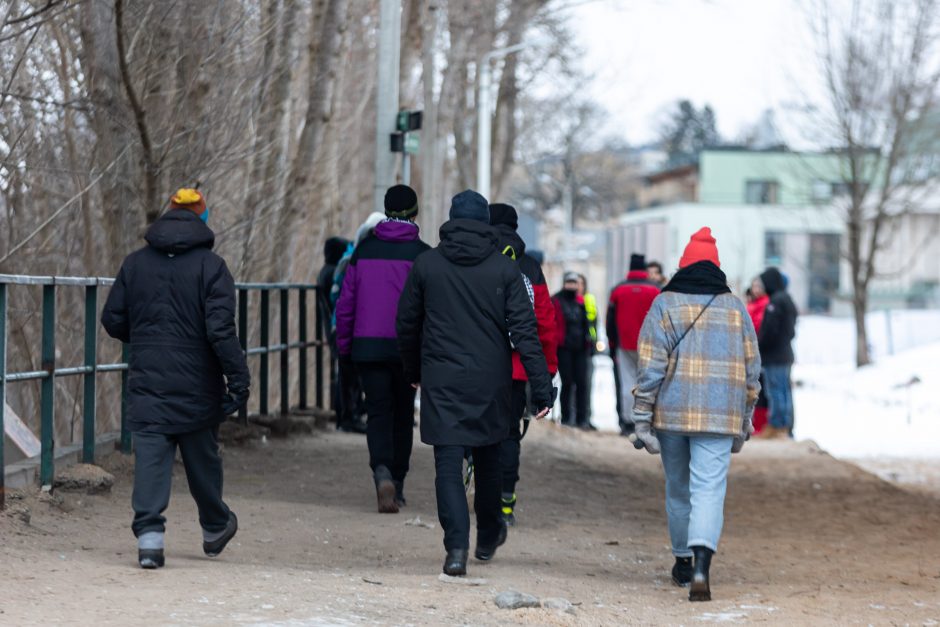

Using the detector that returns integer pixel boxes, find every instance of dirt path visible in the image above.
[2,423,939,626]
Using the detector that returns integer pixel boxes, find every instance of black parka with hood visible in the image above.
[101,209,250,434]
[396,219,553,447]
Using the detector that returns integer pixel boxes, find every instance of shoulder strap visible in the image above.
[673,294,718,350]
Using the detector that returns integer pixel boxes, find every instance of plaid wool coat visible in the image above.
[631,292,761,436]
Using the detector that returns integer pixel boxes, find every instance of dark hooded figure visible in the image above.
[101,189,248,570]
[396,189,554,578]
[756,267,798,438]
[318,236,349,340]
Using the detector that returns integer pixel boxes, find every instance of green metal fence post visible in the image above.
[280,288,289,415]
[39,284,56,487]
[315,287,324,409]
[82,284,98,463]
[259,289,269,416]
[238,288,249,425]
[120,343,131,453]
[0,283,7,509]
[298,288,308,410]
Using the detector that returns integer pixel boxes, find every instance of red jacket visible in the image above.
[606,270,660,352]
[747,295,770,333]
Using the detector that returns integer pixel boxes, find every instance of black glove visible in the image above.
[222,386,250,416]
[531,385,559,415]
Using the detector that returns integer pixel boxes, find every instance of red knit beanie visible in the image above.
[679,227,720,268]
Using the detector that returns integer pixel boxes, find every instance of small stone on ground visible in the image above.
[495,590,540,610]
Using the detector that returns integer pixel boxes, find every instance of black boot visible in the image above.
[442,549,468,576]
[689,546,713,602]
[394,480,406,507]
[474,523,508,561]
[373,465,399,514]
[203,512,239,557]
[672,556,693,587]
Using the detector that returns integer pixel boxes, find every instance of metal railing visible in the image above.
[0,274,327,509]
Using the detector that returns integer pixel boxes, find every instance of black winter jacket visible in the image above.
[758,268,798,365]
[396,219,553,447]
[101,210,250,434]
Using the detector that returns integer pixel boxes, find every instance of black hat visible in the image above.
[629,253,647,272]
[449,189,490,223]
[488,203,518,229]
[384,185,419,219]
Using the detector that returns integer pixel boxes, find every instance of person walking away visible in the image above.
[318,237,350,426]
[577,274,599,430]
[553,273,591,428]
[746,279,771,435]
[647,260,669,288]
[331,213,385,434]
[756,267,797,439]
[397,190,554,577]
[101,189,249,569]
[629,227,760,602]
[607,254,660,437]
[335,185,430,513]
[489,203,558,526]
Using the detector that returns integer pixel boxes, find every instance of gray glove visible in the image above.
[629,421,661,455]
[731,416,755,454]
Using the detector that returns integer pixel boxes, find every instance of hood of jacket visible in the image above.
[438,219,497,266]
[760,267,786,296]
[375,219,420,243]
[493,224,526,260]
[145,209,215,255]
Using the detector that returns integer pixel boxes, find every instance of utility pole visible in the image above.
[476,43,528,200]
[374,0,401,212]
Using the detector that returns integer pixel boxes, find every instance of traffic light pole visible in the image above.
[374,0,401,211]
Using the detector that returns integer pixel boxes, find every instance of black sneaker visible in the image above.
[500,494,517,527]
[474,523,508,561]
[138,548,165,569]
[203,512,238,557]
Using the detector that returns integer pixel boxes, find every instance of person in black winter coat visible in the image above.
[553,273,591,428]
[756,267,798,438]
[318,236,350,427]
[396,190,554,578]
[101,189,249,569]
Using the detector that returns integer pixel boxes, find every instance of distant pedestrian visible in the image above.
[577,274,599,430]
[102,188,248,570]
[553,272,591,428]
[647,260,668,288]
[607,253,660,436]
[489,203,558,527]
[630,227,760,602]
[335,185,430,513]
[397,190,554,577]
[746,279,771,435]
[318,236,350,426]
[756,267,797,439]
[331,213,385,434]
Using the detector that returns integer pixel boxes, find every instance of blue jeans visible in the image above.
[659,433,734,556]
[763,365,793,430]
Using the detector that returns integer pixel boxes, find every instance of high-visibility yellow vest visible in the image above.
[584,292,598,341]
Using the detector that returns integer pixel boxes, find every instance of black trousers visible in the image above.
[499,380,529,496]
[358,361,416,482]
[131,426,230,537]
[557,348,589,426]
[434,443,502,551]
[337,358,365,427]
[612,355,624,428]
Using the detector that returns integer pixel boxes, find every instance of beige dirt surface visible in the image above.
[1,423,939,626]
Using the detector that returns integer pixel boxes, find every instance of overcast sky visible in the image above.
[565,0,821,146]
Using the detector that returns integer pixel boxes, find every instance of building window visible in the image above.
[812,180,832,203]
[745,180,779,204]
[765,231,784,267]
[808,234,841,313]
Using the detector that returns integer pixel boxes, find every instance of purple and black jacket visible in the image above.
[335,220,430,362]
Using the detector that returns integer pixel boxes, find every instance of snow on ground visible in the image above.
[588,309,940,460]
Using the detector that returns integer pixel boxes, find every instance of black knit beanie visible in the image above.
[384,184,419,219]
[488,203,518,229]
[629,253,647,272]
